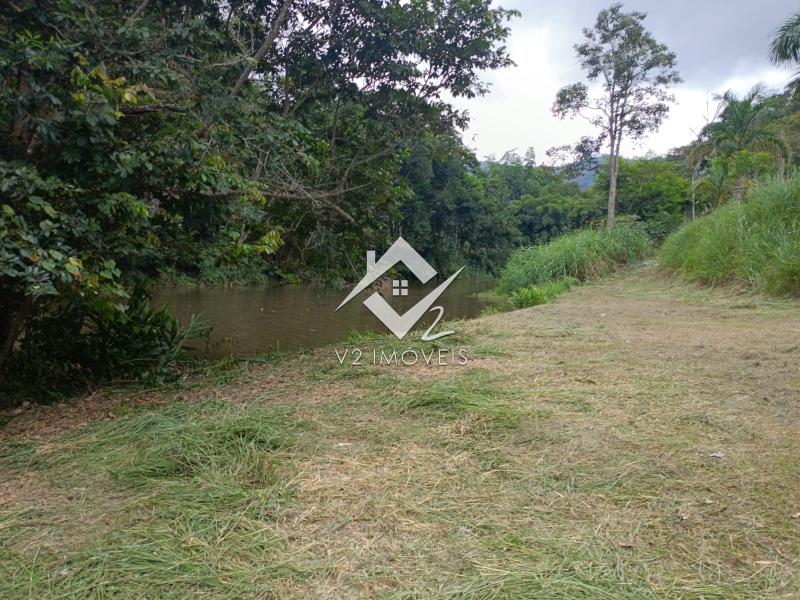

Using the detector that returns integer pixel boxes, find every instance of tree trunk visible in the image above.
[0,296,32,377]
[733,175,746,201]
[607,151,617,229]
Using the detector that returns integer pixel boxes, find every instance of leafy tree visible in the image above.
[513,192,603,243]
[594,157,690,237]
[552,3,680,228]
[400,134,520,275]
[523,147,537,167]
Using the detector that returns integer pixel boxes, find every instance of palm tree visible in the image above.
[770,11,800,94]
[690,87,790,203]
[694,157,736,208]
[700,86,790,163]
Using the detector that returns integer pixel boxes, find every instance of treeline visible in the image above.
[396,142,692,279]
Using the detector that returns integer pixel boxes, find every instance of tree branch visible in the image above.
[125,0,150,28]
[120,104,187,115]
[230,0,294,98]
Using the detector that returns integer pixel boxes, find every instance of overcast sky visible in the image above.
[451,0,798,161]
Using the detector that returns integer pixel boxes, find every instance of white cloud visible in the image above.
[451,1,797,161]
[633,68,792,157]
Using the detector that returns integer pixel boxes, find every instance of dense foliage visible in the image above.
[593,155,691,238]
[661,175,800,296]
[0,0,518,389]
[7,1,800,396]
[683,89,800,213]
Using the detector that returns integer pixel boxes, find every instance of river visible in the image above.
[154,277,497,358]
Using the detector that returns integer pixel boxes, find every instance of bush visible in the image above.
[660,175,800,296]
[509,278,575,308]
[661,175,800,296]
[1,290,210,403]
[498,225,652,293]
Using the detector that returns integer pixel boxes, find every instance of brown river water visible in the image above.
[153,277,497,359]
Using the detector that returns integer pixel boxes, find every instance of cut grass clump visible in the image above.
[26,401,295,487]
[661,174,800,296]
[0,513,302,598]
[509,277,575,308]
[439,538,658,599]
[374,368,522,425]
[498,225,651,294]
[0,401,303,598]
[119,411,291,484]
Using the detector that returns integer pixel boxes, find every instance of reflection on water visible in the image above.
[153,277,496,358]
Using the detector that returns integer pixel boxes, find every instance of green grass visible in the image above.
[509,277,575,308]
[40,401,297,491]
[498,225,652,294]
[661,175,800,296]
[435,539,659,599]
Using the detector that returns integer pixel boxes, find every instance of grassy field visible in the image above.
[2,266,799,598]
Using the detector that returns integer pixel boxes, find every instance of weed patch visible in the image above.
[509,277,575,308]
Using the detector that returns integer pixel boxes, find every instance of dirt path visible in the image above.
[2,266,799,598]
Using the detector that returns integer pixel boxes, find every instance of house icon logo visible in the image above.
[336,237,464,340]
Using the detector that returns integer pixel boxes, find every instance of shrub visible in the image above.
[1,290,210,402]
[660,175,800,296]
[498,225,651,293]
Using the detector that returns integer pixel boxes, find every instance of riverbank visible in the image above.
[2,266,799,598]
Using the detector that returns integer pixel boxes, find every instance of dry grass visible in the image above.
[1,266,799,598]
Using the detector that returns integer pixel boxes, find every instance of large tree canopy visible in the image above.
[0,0,517,381]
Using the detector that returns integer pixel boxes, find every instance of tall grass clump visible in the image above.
[498,226,651,294]
[661,175,800,296]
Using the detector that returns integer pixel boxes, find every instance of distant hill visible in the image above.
[572,164,597,189]
[569,155,605,190]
